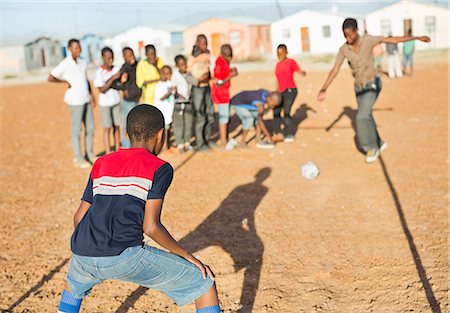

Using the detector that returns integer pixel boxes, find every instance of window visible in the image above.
[282,28,291,39]
[380,19,392,36]
[322,25,331,38]
[425,16,436,34]
[230,31,241,46]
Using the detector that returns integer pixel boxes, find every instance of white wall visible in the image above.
[271,10,364,55]
[366,1,449,50]
[0,45,26,74]
[105,26,173,66]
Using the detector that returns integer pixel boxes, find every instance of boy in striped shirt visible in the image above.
[58,105,220,313]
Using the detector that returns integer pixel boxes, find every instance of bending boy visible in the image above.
[58,105,220,313]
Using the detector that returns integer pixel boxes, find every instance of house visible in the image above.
[79,34,104,65]
[104,25,186,66]
[183,17,272,61]
[270,9,364,55]
[24,36,64,71]
[365,0,449,50]
[0,44,26,75]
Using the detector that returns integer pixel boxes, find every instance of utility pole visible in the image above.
[275,0,284,18]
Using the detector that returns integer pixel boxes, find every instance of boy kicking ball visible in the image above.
[230,89,281,149]
[57,105,220,313]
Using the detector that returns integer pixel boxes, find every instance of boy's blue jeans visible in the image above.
[121,100,138,148]
[67,245,214,306]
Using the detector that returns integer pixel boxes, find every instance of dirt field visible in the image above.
[0,63,448,313]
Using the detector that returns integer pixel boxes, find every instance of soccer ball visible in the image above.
[301,161,320,180]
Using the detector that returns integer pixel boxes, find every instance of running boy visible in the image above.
[211,44,238,147]
[57,105,220,313]
[172,55,197,152]
[317,18,430,163]
[94,47,121,154]
[273,44,306,143]
[136,44,165,105]
[230,89,281,149]
[154,65,177,152]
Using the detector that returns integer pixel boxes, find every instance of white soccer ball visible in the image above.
[301,161,320,180]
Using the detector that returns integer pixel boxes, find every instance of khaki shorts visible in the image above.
[100,104,121,128]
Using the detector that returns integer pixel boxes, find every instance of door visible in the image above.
[211,33,223,56]
[403,19,412,35]
[300,27,310,52]
[138,41,144,59]
[41,48,46,67]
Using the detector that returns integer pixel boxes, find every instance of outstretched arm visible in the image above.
[143,199,214,280]
[317,62,342,102]
[382,35,430,44]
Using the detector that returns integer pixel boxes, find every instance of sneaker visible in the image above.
[73,158,91,169]
[284,135,295,143]
[379,142,388,153]
[256,140,275,149]
[365,149,380,163]
[271,133,284,143]
[225,138,238,150]
[184,143,194,152]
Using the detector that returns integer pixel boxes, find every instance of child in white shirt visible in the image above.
[154,65,176,152]
[93,47,122,154]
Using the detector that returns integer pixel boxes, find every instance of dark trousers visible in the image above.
[173,102,194,146]
[355,76,383,152]
[192,86,214,148]
[273,88,297,136]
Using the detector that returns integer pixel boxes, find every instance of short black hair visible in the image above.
[145,44,156,53]
[122,46,134,54]
[220,44,233,57]
[127,105,165,143]
[67,38,80,48]
[268,91,281,103]
[342,18,358,31]
[161,65,172,72]
[174,54,186,64]
[101,47,113,56]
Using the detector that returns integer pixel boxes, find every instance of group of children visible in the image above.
[53,18,431,313]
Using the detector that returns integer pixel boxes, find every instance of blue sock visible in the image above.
[196,305,221,313]
[58,290,82,313]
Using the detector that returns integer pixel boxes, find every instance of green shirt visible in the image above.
[403,41,415,55]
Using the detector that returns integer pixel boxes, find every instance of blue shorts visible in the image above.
[232,105,258,130]
[217,103,230,124]
[66,245,214,306]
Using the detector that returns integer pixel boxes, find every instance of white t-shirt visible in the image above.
[94,66,121,107]
[154,80,175,125]
[171,69,190,101]
[50,56,91,106]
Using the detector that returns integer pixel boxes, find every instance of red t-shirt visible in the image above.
[211,56,231,104]
[275,58,301,92]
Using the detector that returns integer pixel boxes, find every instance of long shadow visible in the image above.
[3,258,70,312]
[3,152,199,312]
[115,168,270,313]
[325,106,394,154]
[378,156,441,313]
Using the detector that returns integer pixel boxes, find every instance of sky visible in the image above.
[1,0,449,46]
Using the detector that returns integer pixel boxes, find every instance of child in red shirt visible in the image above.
[211,44,238,147]
[274,44,306,143]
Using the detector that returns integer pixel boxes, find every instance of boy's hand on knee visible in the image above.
[186,254,215,280]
